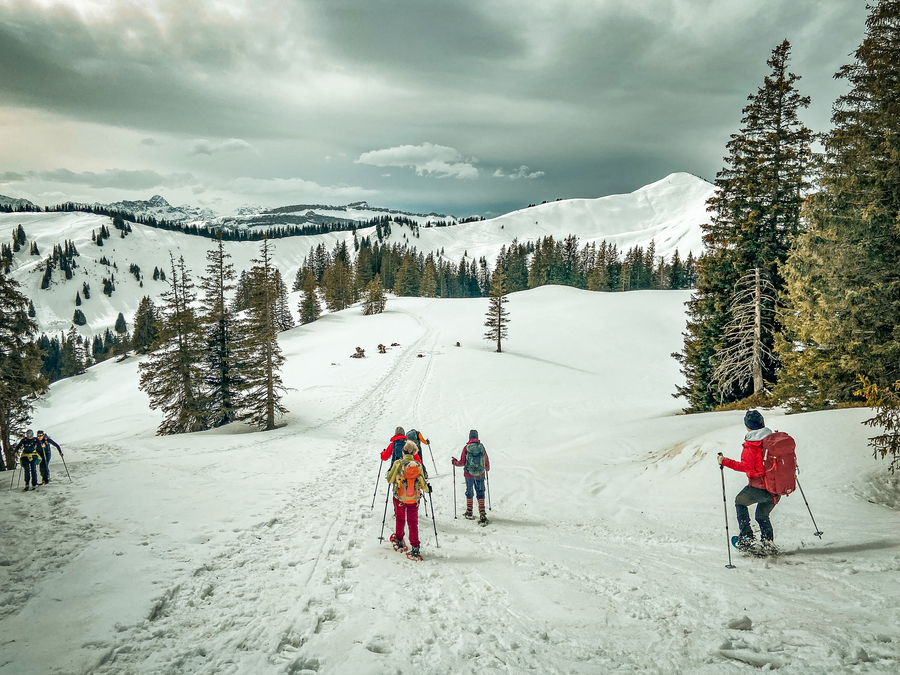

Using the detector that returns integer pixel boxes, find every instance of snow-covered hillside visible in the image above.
[0,288,897,674]
[1,172,712,338]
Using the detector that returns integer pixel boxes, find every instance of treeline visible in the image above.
[673,6,898,468]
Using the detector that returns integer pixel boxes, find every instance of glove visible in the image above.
[426,482,433,492]
[426,438,430,445]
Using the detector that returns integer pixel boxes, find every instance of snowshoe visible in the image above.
[406,546,423,562]
[731,535,754,552]
[478,512,488,526]
[464,510,475,520]
[23,486,31,492]
[390,534,407,553]
[751,540,780,557]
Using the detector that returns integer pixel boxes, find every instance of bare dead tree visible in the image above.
[710,268,777,401]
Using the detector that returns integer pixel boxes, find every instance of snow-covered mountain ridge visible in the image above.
[1,172,712,338]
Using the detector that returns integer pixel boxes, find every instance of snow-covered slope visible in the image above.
[1,173,712,339]
[0,288,896,674]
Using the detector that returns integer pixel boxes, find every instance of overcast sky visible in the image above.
[0,0,869,217]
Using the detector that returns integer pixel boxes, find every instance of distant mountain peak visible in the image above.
[147,195,171,207]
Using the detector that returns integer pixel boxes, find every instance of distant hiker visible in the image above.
[381,427,422,465]
[718,410,777,552]
[14,430,42,492]
[386,440,430,560]
[452,430,490,524]
[405,428,430,478]
[35,430,62,485]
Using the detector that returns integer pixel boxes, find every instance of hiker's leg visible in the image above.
[734,486,758,539]
[754,493,777,541]
[393,497,406,542]
[465,477,474,514]
[408,503,420,548]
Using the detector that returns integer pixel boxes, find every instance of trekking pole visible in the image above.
[718,455,737,569]
[59,454,73,483]
[8,464,18,491]
[486,472,492,511]
[426,440,438,476]
[370,459,383,509]
[425,493,439,547]
[16,465,22,489]
[452,465,457,519]
[795,476,823,539]
[378,484,391,544]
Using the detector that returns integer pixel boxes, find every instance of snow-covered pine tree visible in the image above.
[61,326,85,377]
[235,238,288,431]
[138,255,209,435]
[674,40,813,412]
[776,0,900,411]
[419,256,437,298]
[0,269,45,469]
[484,269,511,353]
[72,309,87,326]
[298,270,321,325]
[198,237,239,427]
[362,274,387,315]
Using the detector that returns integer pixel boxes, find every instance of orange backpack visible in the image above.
[395,461,422,504]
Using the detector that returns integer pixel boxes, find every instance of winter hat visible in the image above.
[395,426,405,436]
[744,410,765,430]
[469,429,478,440]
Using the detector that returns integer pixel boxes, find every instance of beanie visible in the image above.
[395,426,405,436]
[743,410,765,430]
[469,429,478,440]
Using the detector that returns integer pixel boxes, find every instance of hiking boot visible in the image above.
[463,510,474,519]
[23,485,31,492]
[758,540,778,556]
[410,546,420,557]
[478,511,488,524]
[734,535,755,552]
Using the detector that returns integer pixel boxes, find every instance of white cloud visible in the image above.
[356,142,478,180]
[190,138,255,156]
[495,165,544,180]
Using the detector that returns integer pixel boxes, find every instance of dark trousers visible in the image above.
[21,457,39,487]
[735,485,776,541]
[38,448,51,483]
[393,497,420,548]
[464,477,485,499]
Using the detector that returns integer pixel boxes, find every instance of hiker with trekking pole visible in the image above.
[452,430,490,526]
[718,409,819,558]
[372,426,421,509]
[384,440,431,561]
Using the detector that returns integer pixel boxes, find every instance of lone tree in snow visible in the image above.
[362,273,387,315]
[484,269,511,353]
[709,268,777,401]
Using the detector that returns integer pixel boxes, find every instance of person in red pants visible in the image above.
[386,440,430,560]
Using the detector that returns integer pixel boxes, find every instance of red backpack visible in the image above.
[760,432,797,496]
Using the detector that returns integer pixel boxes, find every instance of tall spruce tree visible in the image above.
[776,0,900,411]
[484,269,511,353]
[674,40,813,411]
[0,269,45,469]
[198,237,239,427]
[362,274,387,315]
[132,296,160,354]
[236,238,288,431]
[298,270,322,325]
[138,255,209,435]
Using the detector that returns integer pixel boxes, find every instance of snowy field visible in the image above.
[0,287,898,675]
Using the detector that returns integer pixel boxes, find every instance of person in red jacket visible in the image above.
[380,427,423,465]
[452,430,490,523]
[718,410,777,551]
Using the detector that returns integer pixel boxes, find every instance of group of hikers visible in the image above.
[9,429,63,491]
[381,426,490,561]
[381,410,789,562]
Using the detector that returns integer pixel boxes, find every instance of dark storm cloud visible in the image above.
[1,168,197,190]
[0,0,872,214]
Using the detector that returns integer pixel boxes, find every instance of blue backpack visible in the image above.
[464,442,486,477]
[391,437,407,463]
